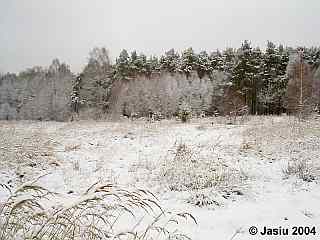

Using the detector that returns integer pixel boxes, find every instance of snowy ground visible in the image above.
[1,116,320,239]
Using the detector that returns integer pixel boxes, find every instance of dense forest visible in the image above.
[1,40,320,120]
[77,40,320,117]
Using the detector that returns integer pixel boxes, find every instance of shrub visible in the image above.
[187,192,220,208]
[178,102,192,123]
[283,159,315,182]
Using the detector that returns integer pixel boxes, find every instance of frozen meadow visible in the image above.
[1,115,320,239]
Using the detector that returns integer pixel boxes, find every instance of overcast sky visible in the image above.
[1,0,320,73]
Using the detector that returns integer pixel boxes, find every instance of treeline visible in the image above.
[2,40,320,120]
[0,59,73,121]
[110,41,320,115]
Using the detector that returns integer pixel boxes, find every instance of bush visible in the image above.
[187,191,220,208]
[178,102,192,123]
[283,159,315,182]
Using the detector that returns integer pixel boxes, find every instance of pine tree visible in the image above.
[279,45,290,74]
[231,40,262,113]
[129,51,147,75]
[129,51,139,75]
[258,42,289,114]
[80,47,113,112]
[115,49,131,80]
[210,50,224,71]
[137,53,147,74]
[302,47,320,69]
[222,48,236,75]
[180,47,197,77]
[146,56,160,76]
[232,41,253,87]
[159,49,180,73]
[196,50,212,78]
[250,47,263,114]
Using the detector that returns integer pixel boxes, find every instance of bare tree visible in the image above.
[312,65,320,113]
[285,52,314,116]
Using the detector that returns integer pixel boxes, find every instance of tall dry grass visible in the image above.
[242,115,320,181]
[0,175,196,240]
[160,143,245,192]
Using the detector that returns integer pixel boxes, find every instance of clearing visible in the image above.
[1,116,320,239]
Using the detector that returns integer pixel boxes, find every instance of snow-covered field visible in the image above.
[1,116,320,239]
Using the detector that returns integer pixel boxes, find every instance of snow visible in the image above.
[1,116,320,239]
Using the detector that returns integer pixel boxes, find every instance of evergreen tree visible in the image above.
[222,48,236,75]
[231,40,263,113]
[258,42,289,114]
[129,50,139,75]
[279,45,290,74]
[251,47,263,114]
[129,51,148,75]
[146,56,160,76]
[302,47,320,69]
[180,47,197,77]
[137,53,148,74]
[159,49,180,73]
[115,49,131,80]
[80,47,113,111]
[210,50,224,71]
[196,50,212,78]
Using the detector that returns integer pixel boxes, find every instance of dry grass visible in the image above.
[243,115,320,181]
[187,191,221,208]
[0,175,196,240]
[160,143,244,192]
[64,144,81,152]
[283,159,316,182]
[0,124,55,179]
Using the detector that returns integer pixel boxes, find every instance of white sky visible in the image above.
[0,0,320,73]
